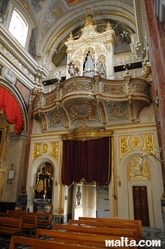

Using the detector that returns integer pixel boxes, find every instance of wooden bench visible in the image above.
[78,217,142,240]
[68,219,141,241]
[36,228,137,248]
[5,211,38,236]
[9,236,108,249]
[6,210,52,229]
[0,216,23,236]
[54,223,138,241]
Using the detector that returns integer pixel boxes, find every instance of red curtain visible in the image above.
[0,87,23,135]
[62,137,111,186]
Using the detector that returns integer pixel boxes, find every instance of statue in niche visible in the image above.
[33,163,53,199]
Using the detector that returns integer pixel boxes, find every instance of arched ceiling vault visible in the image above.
[34,1,136,60]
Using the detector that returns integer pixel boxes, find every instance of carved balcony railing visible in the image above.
[32,75,152,131]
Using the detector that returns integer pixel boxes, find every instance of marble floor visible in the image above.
[0,227,165,249]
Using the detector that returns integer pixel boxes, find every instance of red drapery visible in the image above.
[62,137,111,186]
[0,87,23,135]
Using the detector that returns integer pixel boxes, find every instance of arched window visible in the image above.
[9,8,28,47]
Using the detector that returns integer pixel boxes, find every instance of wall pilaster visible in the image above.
[1,131,28,202]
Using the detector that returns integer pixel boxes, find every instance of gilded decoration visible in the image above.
[45,96,56,106]
[132,137,141,148]
[130,158,148,179]
[103,85,125,94]
[107,102,128,121]
[98,101,107,125]
[32,143,42,162]
[120,136,131,158]
[142,134,154,153]
[49,142,59,161]
[133,84,149,95]
[54,8,62,16]
[41,143,48,153]
[62,81,94,96]
[134,100,150,120]
[83,47,95,62]
[62,124,113,141]
[64,99,99,124]
[47,109,64,128]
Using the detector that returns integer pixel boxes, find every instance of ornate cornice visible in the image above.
[61,124,113,141]
[0,24,48,88]
[32,75,152,131]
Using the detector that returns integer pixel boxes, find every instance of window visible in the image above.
[9,8,28,47]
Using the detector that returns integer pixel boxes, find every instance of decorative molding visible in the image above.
[61,124,113,141]
[130,158,149,179]
[49,142,59,161]
[142,134,154,153]
[119,136,131,158]
[32,75,152,130]
[32,143,42,162]
[0,24,48,88]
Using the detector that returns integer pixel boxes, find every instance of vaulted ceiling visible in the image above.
[21,0,141,64]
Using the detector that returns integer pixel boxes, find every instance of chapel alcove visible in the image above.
[33,162,53,212]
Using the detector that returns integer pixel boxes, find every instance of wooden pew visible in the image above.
[0,216,23,236]
[79,217,141,228]
[5,211,38,236]
[68,219,141,241]
[54,223,138,241]
[36,228,137,248]
[6,210,52,229]
[78,217,142,240]
[9,236,108,249]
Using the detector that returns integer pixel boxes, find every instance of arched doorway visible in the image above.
[33,162,53,212]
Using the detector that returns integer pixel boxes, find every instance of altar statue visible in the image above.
[33,164,52,199]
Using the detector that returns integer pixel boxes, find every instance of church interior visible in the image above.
[1,0,165,238]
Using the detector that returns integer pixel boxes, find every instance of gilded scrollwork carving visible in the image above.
[130,158,148,179]
[107,102,128,121]
[142,134,154,153]
[103,84,125,94]
[132,136,141,148]
[47,109,64,128]
[49,142,59,161]
[63,81,93,95]
[62,124,113,141]
[45,95,56,106]
[133,83,149,94]
[65,99,99,124]
[119,136,131,158]
[32,143,42,162]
